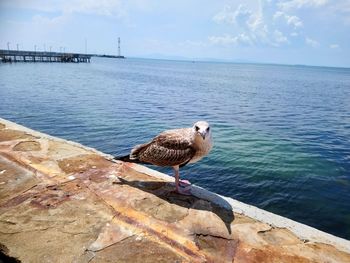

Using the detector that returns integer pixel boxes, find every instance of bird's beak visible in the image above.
[200,131,206,140]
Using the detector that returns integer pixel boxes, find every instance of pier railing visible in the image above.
[0,49,91,63]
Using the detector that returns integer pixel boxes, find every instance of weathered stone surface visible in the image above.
[0,156,40,205]
[0,192,113,263]
[48,140,92,160]
[91,236,185,263]
[258,227,301,246]
[0,129,36,142]
[57,154,114,174]
[234,243,312,263]
[13,141,41,151]
[133,196,189,223]
[0,118,350,263]
[195,234,238,262]
[88,220,134,252]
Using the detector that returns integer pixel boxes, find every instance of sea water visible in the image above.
[1,58,349,239]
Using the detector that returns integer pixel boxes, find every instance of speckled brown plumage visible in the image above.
[130,128,196,167]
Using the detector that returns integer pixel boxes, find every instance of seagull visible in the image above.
[115,121,213,195]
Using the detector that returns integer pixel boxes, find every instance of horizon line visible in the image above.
[110,55,350,70]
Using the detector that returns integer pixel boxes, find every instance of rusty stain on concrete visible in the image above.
[0,156,40,205]
[0,118,350,263]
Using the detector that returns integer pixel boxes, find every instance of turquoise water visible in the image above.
[1,58,350,239]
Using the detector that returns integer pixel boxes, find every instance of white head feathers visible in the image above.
[192,121,211,140]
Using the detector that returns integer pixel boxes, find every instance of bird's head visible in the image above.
[192,121,211,140]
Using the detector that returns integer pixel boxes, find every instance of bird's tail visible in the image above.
[113,154,141,163]
[114,143,150,163]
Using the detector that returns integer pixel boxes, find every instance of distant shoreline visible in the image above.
[122,56,350,70]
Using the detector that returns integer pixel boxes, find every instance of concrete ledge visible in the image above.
[131,161,350,254]
[0,117,349,263]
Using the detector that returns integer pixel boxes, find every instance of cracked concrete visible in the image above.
[0,118,350,263]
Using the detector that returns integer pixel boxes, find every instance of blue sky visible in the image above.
[0,0,349,67]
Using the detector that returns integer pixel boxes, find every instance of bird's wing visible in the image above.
[133,129,196,167]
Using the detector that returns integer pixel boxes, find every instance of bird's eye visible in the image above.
[195,126,199,131]
[206,127,210,132]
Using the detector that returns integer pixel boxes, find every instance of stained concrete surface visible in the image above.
[0,118,350,263]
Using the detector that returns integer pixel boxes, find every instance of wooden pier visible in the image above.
[0,49,91,63]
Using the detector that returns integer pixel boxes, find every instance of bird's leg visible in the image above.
[174,166,180,192]
[173,166,191,195]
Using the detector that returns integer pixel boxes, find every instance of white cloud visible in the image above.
[208,33,253,46]
[273,11,303,28]
[274,30,289,44]
[236,5,254,28]
[213,4,252,27]
[329,44,339,49]
[208,35,236,45]
[213,5,235,24]
[305,37,320,47]
[248,13,265,32]
[286,15,303,28]
[212,4,266,34]
[237,33,253,45]
[273,11,284,19]
[278,0,328,10]
[212,4,291,47]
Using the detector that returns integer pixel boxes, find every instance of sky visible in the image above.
[0,0,349,67]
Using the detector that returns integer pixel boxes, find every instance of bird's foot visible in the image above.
[179,179,191,187]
